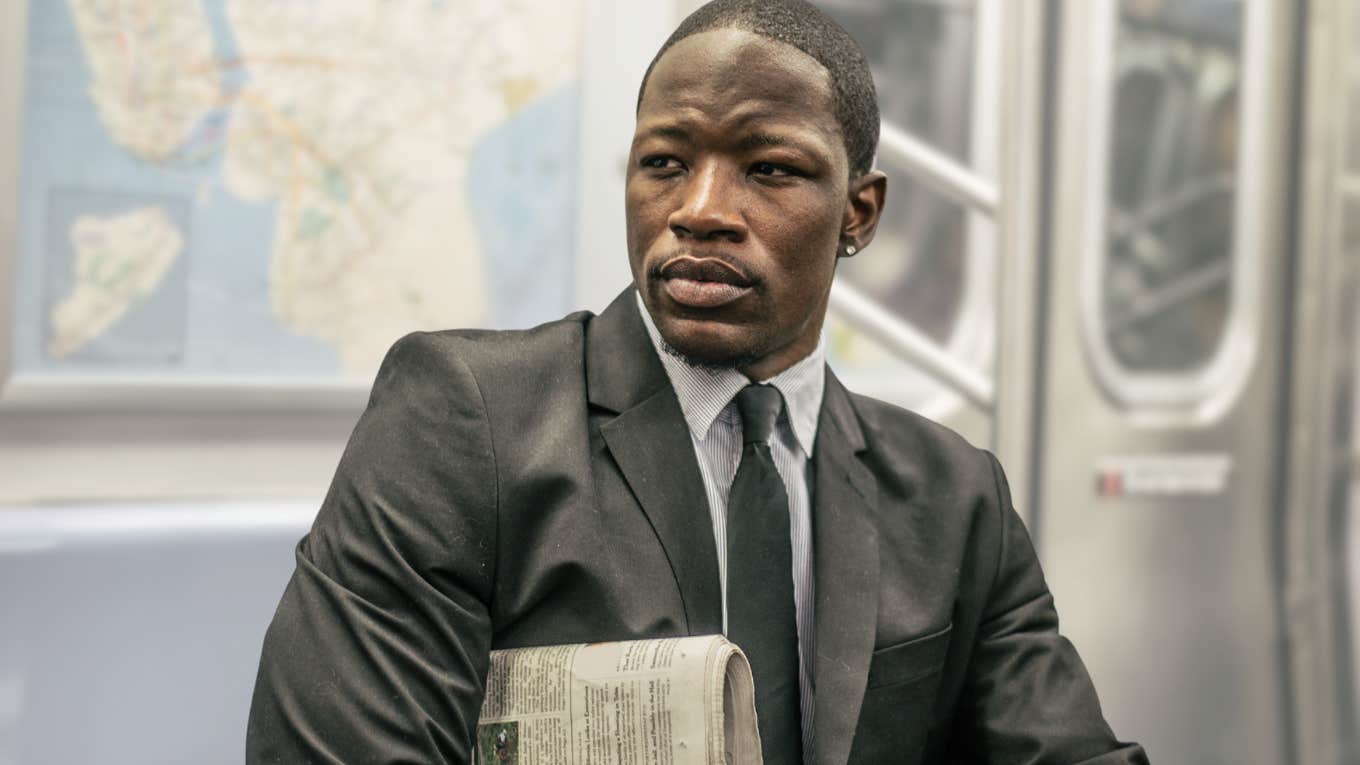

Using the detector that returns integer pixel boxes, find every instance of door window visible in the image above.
[1083,0,1260,411]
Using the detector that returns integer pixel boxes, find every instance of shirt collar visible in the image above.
[635,291,825,457]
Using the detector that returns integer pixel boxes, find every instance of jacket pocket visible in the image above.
[866,623,953,689]
[849,624,954,764]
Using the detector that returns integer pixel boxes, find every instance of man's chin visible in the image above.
[653,316,765,373]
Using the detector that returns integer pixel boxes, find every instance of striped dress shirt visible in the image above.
[636,292,823,761]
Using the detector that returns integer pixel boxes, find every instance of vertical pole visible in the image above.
[992,0,1048,528]
[1283,0,1360,760]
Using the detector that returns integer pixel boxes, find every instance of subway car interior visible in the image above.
[1,0,1359,762]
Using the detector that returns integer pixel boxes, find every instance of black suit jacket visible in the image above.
[247,289,1147,764]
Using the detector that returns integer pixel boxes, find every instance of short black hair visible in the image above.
[637,0,880,178]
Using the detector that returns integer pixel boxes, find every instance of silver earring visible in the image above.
[845,244,857,256]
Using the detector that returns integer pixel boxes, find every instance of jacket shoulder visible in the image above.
[381,313,597,503]
[365,311,592,427]
[387,309,593,378]
[846,391,998,495]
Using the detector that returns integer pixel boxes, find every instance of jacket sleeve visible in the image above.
[946,452,1150,764]
[247,332,498,764]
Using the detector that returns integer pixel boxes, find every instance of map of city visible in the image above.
[14,0,584,382]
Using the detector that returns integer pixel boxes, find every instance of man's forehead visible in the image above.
[640,29,835,113]
[638,29,839,140]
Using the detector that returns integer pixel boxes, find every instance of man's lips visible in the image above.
[657,256,754,309]
[660,256,751,286]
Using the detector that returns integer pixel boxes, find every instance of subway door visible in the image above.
[1038,1,1294,763]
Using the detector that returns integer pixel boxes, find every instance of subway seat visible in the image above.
[0,501,315,765]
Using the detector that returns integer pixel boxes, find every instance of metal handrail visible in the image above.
[1105,257,1232,333]
[828,279,995,409]
[1107,172,1235,243]
[877,121,1001,216]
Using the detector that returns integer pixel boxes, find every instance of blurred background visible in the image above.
[0,0,1356,762]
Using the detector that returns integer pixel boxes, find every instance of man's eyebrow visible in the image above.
[637,125,692,143]
[737,133,794,151]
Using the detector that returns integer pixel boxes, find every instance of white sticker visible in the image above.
[1094,453,1233,498]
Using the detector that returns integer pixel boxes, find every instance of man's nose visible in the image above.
[667,162,747,243]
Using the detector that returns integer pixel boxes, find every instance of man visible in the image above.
[248,1,1147,763]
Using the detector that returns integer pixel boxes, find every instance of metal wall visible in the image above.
[1037,1,1299,762]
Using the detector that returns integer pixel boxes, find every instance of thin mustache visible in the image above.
[651,254,755,286]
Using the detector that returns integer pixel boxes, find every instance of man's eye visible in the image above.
[750,162,794,177]
[641,156,682,170]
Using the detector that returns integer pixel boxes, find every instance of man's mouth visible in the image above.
[657,256,754,309]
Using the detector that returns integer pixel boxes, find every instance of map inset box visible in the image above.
[42,188,191,366]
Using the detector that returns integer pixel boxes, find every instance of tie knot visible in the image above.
[735,384,783,445]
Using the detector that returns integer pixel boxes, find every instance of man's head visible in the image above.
[626,0,887,380]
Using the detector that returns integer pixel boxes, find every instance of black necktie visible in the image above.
[726,383,803,764]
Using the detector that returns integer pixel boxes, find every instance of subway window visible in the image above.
[1083,0,1261,411]
[1103,0,1240,373]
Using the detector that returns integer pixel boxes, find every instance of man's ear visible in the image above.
[837,171,892,257]
[839,170,887,257]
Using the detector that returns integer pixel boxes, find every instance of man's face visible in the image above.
[627,29,877,380]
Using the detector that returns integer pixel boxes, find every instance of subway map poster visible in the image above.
[11,0,583,387]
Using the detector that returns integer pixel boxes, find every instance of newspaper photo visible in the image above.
[476,635,761,764]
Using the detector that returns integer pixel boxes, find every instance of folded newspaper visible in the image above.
[476,635,762,764]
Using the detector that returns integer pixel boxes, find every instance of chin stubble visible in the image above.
[655,331,762,375]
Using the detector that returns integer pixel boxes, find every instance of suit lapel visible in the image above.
[588,289,724,636]
[812,371,879,765]
[587,290,881,762]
